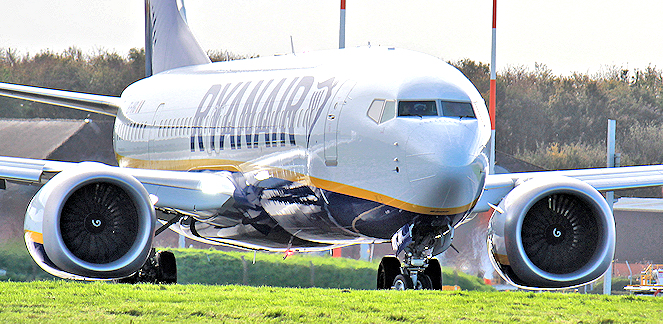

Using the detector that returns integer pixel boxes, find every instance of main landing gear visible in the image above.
[115,249,177,284]
[115,211,183,284]
[377,219,453,290]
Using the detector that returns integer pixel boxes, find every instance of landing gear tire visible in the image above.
[155,250,177,284]
[377,256,401,290]
[416,274,433,290]
[394,273,434,290]
[423,259,442,290]
[392,274,413,290]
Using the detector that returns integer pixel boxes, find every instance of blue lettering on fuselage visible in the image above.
[190,76,336,152]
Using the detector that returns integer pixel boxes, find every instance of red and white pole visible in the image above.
[489,0,497,174]
[335,1,345,259]
[339,0,346,49]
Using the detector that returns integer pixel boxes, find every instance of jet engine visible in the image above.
[24,163,155,279]
[487,176,615,289]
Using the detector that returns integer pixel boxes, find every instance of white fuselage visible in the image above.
[113,47,491,243]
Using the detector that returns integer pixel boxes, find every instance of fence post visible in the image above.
[453,270,459,287]
[241,256,248,285]
[310,261,315,287]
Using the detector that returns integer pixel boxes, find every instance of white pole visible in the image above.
[607,120,616,168]
[603,119,616,295]
[360,243,369,261]
[369,242,375,263]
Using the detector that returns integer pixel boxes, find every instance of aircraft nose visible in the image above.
[404,120,486,211]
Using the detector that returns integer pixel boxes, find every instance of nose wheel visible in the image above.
[392,273,434,290]
[377,256,401,289]
[392,274,413,290]
[377,256,442,290]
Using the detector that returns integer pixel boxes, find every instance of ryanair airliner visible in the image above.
[1,0,662,290]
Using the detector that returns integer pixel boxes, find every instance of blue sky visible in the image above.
[2,0,662,76]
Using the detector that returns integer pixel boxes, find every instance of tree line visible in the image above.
[2,47,663,169]
[451,59,663,169]
[0,47,243,119]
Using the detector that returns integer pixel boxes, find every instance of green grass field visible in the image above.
[0,247,494,291]
[0,281,661,323]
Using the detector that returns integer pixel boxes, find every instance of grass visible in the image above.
[1,246,493,291]
[172,248,379,289]
[0,281,660,323]
[171,249,493,291]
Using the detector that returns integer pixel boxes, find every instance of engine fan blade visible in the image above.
[521,194,599,274]
[60,182,139,264]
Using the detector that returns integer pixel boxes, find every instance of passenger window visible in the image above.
[380,100,396,123]
[398,101,437,117]
[367,99,385,123]
[440,101,475,118]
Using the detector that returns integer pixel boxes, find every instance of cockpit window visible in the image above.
[367,99,397,124]
[380,100,396,123]
[440,101,475,118]
[367,99,385,123]
[398,101,437,117]
[397,100,476,119]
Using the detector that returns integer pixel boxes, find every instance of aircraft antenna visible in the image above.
[290,36,296,54]
[489,0,497,174]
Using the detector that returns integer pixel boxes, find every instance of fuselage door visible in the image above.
[148,103,166,167]
[324,81,355,166]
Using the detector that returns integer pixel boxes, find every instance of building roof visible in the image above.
[0,119,85,159]
[614,197,663,213]
[0,118,117,165]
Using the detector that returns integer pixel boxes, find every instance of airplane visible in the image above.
[2,0,663,290]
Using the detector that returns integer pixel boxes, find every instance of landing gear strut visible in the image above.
[377,218,452,290]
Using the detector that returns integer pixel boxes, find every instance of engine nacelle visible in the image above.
[488,176,615,289]
[24,162,155,279]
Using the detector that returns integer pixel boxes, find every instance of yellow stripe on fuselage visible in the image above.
[116,154,476,216]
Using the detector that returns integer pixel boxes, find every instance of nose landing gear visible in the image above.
[377,219,452,290]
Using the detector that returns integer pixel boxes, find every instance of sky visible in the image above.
[1,0,662,76]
